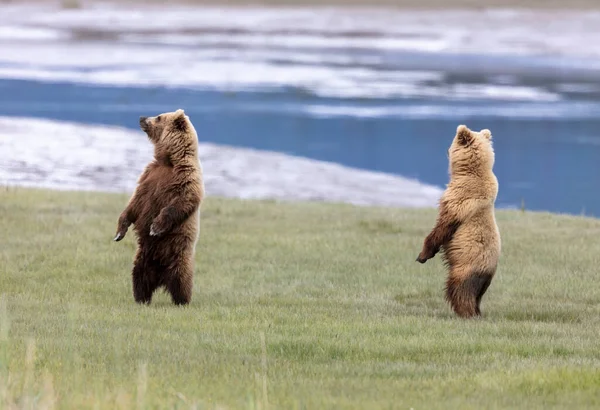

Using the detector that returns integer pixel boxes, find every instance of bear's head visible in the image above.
[139,109,197,164]
[447,124,494,176]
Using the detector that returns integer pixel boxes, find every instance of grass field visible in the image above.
[1,187,600,409]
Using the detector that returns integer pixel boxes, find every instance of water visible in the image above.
[1,5,600,215]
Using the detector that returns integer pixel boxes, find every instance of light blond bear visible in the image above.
[417,125,501,318]
[114,109,204,305]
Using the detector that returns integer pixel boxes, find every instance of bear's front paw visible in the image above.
[114,214,131,242]
[416,249,434,264]
[113,226,128,242]
[149,221,164,237]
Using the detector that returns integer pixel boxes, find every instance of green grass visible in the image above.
[1,187,600,409]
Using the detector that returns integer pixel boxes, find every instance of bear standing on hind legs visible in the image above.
[114,109,204,305]
[416,125,501,318]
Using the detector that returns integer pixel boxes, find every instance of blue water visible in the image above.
[2,78,600,216]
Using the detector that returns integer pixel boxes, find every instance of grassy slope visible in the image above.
[1,187,600,409]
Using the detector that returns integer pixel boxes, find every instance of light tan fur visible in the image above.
[417,125,501,318]
[114,109,204,305]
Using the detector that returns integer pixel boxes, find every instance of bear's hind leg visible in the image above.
[132,253,161,305]
[474,271,494,316]
[445,275,477,318]
[165,260,193,306]
[446,269,494,318]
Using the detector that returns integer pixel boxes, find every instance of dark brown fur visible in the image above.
[114,110,203,305]
[416,201,459,263]
[445,270,494,317]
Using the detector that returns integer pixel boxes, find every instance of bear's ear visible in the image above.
[456,125,473,146]
[172,112,188,133]
[480,129,492,141]
[175,108,185,115]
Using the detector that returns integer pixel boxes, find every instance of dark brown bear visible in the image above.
[114,109,204,305]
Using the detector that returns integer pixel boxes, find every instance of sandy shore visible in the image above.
[134,0,600,8]
[3,0,600,9]
[0,117,443,208]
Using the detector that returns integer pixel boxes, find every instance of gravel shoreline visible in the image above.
[0,117,443,208]
[4,0,599,9]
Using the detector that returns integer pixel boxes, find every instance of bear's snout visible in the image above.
[139,117,149,131]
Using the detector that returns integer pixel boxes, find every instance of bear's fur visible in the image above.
[114,109,204,305]
[417,125,501,318]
